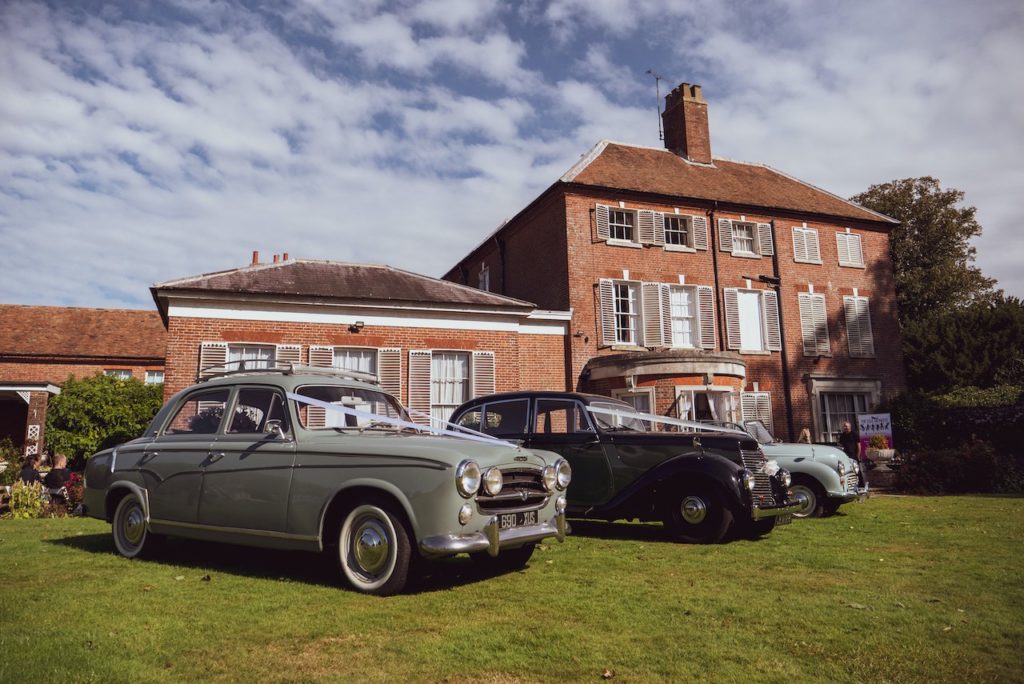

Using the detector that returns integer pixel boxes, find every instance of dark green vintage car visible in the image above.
[452,392,799,543]
[83,367,570,595]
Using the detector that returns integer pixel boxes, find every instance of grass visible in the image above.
[1,495,1022,683]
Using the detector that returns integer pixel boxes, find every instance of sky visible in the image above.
[2,0,1022,310]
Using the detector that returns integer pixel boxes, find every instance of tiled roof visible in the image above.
[0,305,166,360]
[562,141,896,225]
[153,260,536,310]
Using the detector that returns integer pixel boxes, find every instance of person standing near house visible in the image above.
[839,421,867,486]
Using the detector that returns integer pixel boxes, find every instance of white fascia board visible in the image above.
[0,384,61,395]
[166,298,557,334]
[528,309,573,321]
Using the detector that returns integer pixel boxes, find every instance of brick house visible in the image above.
[151,256,569,425]
[445,82,906,442]
[0,305,167,457]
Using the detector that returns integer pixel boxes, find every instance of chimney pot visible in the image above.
[283,252,289,261]
[251,250,259,266]
[273,254,280,264]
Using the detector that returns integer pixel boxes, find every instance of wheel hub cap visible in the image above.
[124,506,145,546]
[353,522,389,574]
[680,496,707,524]
[792,488,812,514]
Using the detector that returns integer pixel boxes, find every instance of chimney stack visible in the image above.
[282,252,289,261]
[662,83,712,164]
[251,250,260,266]
[273,254,280,264]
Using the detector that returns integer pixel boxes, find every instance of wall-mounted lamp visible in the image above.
[742,274,781,286]
[348,321,365,333]
[573,330,585,338]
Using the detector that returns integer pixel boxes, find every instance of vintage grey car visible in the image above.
[83,366,571,595]
[704,420,867,517]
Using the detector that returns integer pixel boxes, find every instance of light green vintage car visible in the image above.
[83,366,570,595]
[705,420,868,517]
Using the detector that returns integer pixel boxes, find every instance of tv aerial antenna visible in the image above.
[646,69,664,140]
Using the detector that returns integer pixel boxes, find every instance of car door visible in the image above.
[143,387,230,524]
[526,398,613,507]
[198,386,296,532]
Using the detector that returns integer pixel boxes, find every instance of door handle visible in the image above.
[208,451,226,463]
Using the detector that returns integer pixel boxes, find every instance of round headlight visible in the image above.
[853,460,861,473]
[837,460,847,477]
[777,468,792,488]
[542,464,558,493]
[555,495,567,514]
[482,467,503,496]
[458,503,473,525]
[740,468,756,492]
[456,459,481,498]
[556,459,572,491]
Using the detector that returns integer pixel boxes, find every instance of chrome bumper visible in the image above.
[419,512,568,559]
[751,500,803,521]
[830,484,871,504]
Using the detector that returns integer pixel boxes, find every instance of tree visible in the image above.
[851,177,999,323]
[45,374,164,460]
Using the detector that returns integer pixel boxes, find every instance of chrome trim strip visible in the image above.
[750,501,803,521]
[150,518,319,542]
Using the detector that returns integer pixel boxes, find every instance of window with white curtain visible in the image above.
[821,392,871,442]
[104,369,132,380]
[145,371,165,384]
[333,348,377,375]
[675,388,738,423]
[669,286,697,348]
[614,282,639,344]
[737,290,765,350]
[732,222,757,254]
[228,344,275,370]
[430,352,469,425]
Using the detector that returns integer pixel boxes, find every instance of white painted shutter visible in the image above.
[309,346,334,368]
[792,227,807,262]
[637,210,656,245]
[652,211,665,245]
[806,229,821,262]
[741,392,773,432]
[198,342,228,378]
[799,293,830,356]
[718,218,733,252]
[696,286,716,349]
[407,350,433,423]
[596,204,610,240]
[723,288,741,350]
[758,223,774,256]
[378,348,401,397]
[275,344,302,367]
[848,233,864,266]
[836,232,851,265]
[844,296,875,357]
[641,282,665,347]
[471,351,496,398]
[660,284,673,345]
[762,290,782,351]
[692,215,709,250]
[598,279,616,346]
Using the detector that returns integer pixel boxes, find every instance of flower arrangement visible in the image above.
[868,434,890,450]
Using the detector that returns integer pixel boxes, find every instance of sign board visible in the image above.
[857,412,893,452]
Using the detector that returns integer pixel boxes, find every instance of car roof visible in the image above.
[457,390,631,408]
[194,366,381,393]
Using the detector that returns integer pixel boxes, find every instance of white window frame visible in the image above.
[407,350,496,426]
[732,221,758,256]
[837,230,865,268]
[674,385,739,423]
[792,225,822,264]
[608,208,637,244]
[430,351,470,425]
[807,377,881,442]
[724,287,781,354]
[478,265,490,292]
[332,347,378,375]
[613,281,640,345]
[663,215,694,251]
[228,343,276,370]
[144,370,165,384]
[612,387,656,418]
[668,285,699,349]
[104,369,132,380]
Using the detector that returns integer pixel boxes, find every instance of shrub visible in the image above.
[896,439,1024,494]
[3,481,47,520]
[0,437,21,487]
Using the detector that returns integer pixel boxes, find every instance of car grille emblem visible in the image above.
[520,490,528,501]
[514,455,528,462]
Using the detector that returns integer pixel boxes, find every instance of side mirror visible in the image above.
[265,419,288,440]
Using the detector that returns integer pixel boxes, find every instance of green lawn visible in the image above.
[1,495,1022,683]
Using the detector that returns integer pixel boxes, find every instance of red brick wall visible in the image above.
[165,317,567,400]
[0,360,162,384]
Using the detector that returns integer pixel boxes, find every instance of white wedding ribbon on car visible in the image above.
[285,392,516,449]
[584,405,749,436]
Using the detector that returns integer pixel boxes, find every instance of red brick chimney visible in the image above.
[662,83,712,164]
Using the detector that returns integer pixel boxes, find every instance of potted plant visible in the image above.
[866,433,896,462]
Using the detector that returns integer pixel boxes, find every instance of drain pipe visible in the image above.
[708,203,725,350]
[769,220,796,441]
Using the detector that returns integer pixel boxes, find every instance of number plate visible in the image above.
[776,513,793,526]
[498,510,539,530]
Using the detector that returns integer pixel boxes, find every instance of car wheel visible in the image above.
[471,543,535,571]
[338,501,412,596]
[663,488,733,544]
[790,480,826,518]
[112,492,160,558]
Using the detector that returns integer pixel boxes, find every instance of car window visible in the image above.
[480,399,529,437]
[229,388,290,435]
[534,399,593,434]
[455,409,482,431]
[164,389,231,435]
[295,385,407,429]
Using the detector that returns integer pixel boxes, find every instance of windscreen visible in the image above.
[294,385,407,430]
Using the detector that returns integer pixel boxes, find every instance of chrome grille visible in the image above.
[475,468,549,513]
[845,471,859,492]
[740,449,775,502]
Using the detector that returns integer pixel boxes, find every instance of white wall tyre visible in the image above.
[112,493,157,558]
[337,501,411,596]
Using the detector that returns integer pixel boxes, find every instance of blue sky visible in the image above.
[2,0,1022,308]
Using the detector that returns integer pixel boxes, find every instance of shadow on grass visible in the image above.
[46,533,531,594]
[566,519,674,543]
